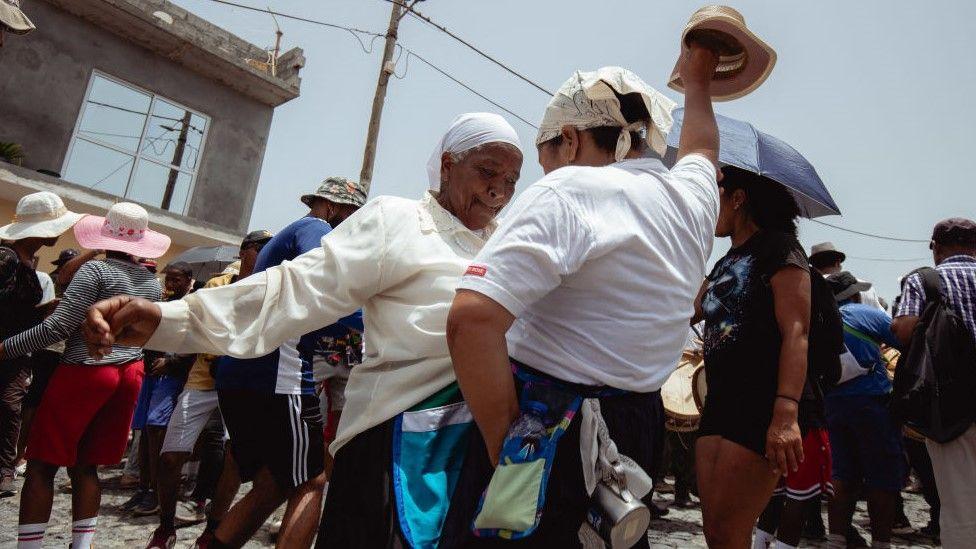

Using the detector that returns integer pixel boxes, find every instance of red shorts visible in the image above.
[774,427,834,501]
[27,360,144,466]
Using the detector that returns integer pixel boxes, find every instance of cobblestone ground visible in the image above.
[1,472,941,548]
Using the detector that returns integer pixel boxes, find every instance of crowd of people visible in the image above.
[0,35,973,549]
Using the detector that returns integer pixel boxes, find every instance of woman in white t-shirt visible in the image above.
[443,48,723,547]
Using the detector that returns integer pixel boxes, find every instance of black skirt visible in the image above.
[439,382,663,549]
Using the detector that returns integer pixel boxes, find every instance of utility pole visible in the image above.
[358,0,407,193]
[161,110,191,211]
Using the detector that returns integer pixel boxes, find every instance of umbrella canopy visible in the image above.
[665,108,840,218]
[169,244,238,281]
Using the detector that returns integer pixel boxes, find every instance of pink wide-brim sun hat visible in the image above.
[73,202,171,259]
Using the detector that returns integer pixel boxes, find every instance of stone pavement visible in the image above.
[1,471,941,548]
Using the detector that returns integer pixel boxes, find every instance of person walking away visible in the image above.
[0,192,82,498]
[127,262,194,518]
[81,113,524,548]
[444,55,721,547]
[146,230,272,548]
[1,202,166,549]
[810,272,903,549]
[892,218,976,549]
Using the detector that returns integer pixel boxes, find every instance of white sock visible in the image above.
[774,540,797,549]
[17,522,47,549]
[752,528,775,549]
[71,517,97,548]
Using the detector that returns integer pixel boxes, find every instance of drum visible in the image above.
[692,365,707,414]
[662,352,704,432]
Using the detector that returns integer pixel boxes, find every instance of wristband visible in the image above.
[776,394,800,405]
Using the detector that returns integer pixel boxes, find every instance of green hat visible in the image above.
[300,177,368,209]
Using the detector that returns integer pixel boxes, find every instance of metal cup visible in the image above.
[586,480,651,548]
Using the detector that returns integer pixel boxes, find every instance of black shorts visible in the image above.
[698,390,774,457]
[25,350,61,408]
[217,389,324,490]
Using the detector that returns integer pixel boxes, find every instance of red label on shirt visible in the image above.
[465,265,487,277]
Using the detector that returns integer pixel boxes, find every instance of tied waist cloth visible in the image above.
[439,360,662,547]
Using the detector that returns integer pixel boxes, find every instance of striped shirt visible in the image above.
[895,255,976,342]
[3,258,162,365]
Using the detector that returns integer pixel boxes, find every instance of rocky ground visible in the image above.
[1,472,941,548]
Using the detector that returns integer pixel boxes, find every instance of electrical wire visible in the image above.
[402,48,538,129]
[846,256,930,263]
[810,219,930,243]
[197,0,538,129]
[380,0,553,96]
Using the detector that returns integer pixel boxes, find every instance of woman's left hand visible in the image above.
[765,397,804,476]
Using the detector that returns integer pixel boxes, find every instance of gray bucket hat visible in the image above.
[0,0,36,34]
[809,242,846,265]
[300,177,368,209]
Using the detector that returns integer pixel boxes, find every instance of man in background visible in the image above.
[893,218,976,549]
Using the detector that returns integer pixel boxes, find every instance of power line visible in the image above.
[198,0,537,129]
[810,219,930,243]
[203,0,383,38]
[402,48,538,129]
[846,256,930,263]
[380,0,554,96]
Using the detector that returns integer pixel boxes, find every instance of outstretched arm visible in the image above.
[84,201,388,360]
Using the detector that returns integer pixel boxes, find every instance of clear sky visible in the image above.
[173,0,976,303]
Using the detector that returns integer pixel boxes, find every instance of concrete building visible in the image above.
[0,0,304,267]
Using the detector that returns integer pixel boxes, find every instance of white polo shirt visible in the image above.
[458,154,718,393]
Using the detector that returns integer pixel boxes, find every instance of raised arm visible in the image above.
[84,200,388,360]
[676,41,720,167]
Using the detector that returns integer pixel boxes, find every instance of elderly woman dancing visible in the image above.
[82,112,523,548]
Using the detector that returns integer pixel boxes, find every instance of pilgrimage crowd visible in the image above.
[1,27,975,549]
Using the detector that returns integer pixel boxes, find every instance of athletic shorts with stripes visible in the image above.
[773,428,834,501]
[217,389,325,490]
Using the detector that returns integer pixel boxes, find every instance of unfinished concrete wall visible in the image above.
[0,1,274,234]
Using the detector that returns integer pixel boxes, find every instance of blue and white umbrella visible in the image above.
[666,108,841,218]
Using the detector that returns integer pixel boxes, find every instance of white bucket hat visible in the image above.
[0,0,35,34]
[0,191,83,241]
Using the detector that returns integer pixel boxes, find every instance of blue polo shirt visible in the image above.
[215,216,363,395]
[827,302,901,398]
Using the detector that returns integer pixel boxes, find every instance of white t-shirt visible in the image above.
[458,154,718,392]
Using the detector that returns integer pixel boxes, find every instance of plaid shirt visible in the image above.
[895,255,976,342]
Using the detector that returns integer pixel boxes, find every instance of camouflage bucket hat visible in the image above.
[300,177,368,209]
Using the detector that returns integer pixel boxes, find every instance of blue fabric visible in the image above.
[666,108,840,218]
[393,417,472,549]
[825,395,906,491]
[828,303,901,398]
[132,374,185,428]
[216,217,362,394]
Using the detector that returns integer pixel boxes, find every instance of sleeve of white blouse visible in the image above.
[146,199,388,357]
[457,184,594,317]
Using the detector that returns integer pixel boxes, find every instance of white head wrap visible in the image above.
[426,112,522,191]
[536,67,676,161]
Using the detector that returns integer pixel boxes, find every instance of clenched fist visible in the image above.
[82,295,162,360]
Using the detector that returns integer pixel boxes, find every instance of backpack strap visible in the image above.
[916,267,944,304]
[843,323,881,347]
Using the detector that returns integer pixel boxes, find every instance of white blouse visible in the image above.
[147,192,495,453]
